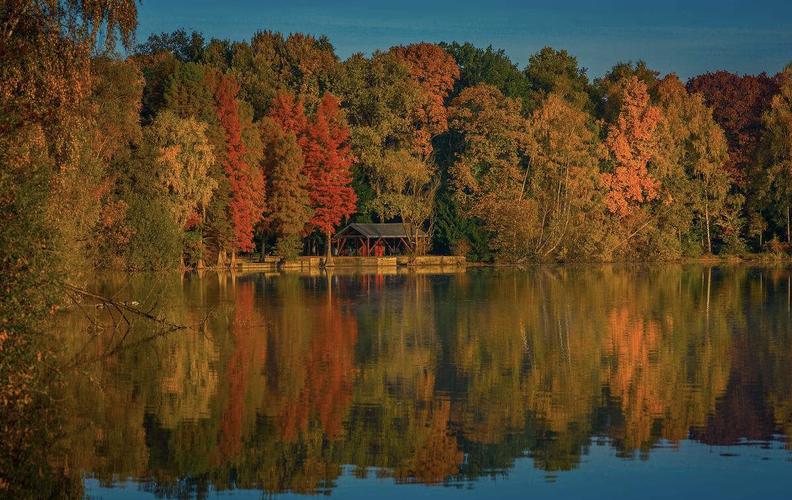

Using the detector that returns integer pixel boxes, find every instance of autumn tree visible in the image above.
[687,71,779,188]
[267,90,309,140]
[89,57,145,268]
[756,69,792,243]
[259,119,312,258]
[655,76,733,255]
[0,0,137,494]
[145,111,217,240]
[448,84,532,260]
[390,43,460,156]
[209,71,266,264]
[367,150,437,254]
[601,76,662,219]
[525,93,606,259]
[594,61,659,124]
[303,93,357,257]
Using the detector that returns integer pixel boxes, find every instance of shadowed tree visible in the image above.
[260,118,312,257]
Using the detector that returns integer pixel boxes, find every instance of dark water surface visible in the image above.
[54,266,792,498]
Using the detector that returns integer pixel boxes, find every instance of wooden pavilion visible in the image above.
[332,223,429,256]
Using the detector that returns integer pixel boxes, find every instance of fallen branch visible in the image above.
[62,283,188,331]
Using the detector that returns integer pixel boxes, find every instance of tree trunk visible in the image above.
[705,201,712,254]
[787,205,790,244]
[196,239,205,270]
[230,250,237,270]
[326,230,332,258]
[217,248,226,268]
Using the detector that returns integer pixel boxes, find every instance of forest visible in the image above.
[4,4,792,274]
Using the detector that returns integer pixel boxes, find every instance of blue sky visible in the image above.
[136,0,792,79]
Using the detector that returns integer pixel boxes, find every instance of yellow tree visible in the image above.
[526,93,606,259]
[655,75,731,254]
[147,111,217,230]
[448,84,533,260]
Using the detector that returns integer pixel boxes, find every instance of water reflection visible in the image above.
[53,266,792,496]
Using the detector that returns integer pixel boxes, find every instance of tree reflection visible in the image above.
[50,266,792,494]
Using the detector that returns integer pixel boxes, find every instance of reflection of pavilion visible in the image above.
[333,223,429,256]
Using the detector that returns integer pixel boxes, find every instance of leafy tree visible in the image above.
[687,71,779,188]
[209,72,266,259]
[525,93,606,259]
[441,42,532,108]
[136,30,206,63]
[338,51,425,220]
[267,90,309,139]
[367,149,437,253]
[89,56,145,268]
[524,47,593,111]
[145,111,217,234]
[601,76,661,218]
[756,70,792,242]
[0,0,137,495]
[655,75,733,255]
[230,31,341,119]
[594,61,659,124]
[134,50,179,123]
[303,93,357,256]
[390,43,460,156]
[260,119,312,257]
[447,84,532,260]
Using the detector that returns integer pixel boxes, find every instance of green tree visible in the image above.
[260,119,312,257]
[447,84,532,260]
[524,47,593,111]
[338,51,425,220]
[756,69,792,243]
[440,42,532,108]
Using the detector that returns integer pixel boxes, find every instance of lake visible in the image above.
[52,266,792,498]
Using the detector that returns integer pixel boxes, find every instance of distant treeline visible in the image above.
[7,25,792,271]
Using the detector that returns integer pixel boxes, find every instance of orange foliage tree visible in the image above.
[601,76,662,217]
[391,43,460,157]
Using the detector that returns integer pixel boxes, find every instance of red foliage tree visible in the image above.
[268,90,356,255]
[303,93,357,256]
[391,43,461,157]
[687,71,779,187]
[211,72,266,254]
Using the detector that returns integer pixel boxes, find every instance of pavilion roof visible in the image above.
[334,223,428,239]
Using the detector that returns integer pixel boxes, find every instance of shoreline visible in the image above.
[92,252,792,275]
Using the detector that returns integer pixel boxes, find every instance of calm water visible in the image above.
[53,266,792,498]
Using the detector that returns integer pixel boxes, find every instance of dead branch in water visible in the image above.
[61,283,213,367]
[62,283,189,331]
